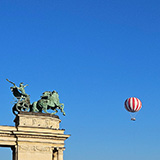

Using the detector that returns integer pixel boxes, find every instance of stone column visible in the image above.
[57,148,65,160]
[12,145,18,160]
[53,148,58,160]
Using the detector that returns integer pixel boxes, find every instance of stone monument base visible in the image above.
[0,112,70,160]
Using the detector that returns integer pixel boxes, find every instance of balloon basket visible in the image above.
[131,118,136,121]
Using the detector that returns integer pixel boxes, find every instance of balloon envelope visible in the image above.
[124,97,142,113]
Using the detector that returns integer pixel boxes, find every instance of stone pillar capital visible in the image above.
[57,147,65,151]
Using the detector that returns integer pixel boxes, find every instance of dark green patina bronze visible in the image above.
[7,79,65,116]
[31,91,65,116]
[6,79,30,115]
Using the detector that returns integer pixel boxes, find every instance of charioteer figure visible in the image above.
[6,79,30,115]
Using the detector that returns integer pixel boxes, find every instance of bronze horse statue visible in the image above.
[30,91,65,116]
[7,79,65,116]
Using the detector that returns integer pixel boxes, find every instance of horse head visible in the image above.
[41,91,52,99]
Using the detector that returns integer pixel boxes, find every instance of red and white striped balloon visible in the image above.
[124,97,142,113]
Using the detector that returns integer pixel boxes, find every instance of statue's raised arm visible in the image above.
[6,79,16,86]
[6,79,21,98]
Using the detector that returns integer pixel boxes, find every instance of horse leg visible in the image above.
[51,109,58,115]
[31,102,39,112]
[61,103,64,109]
[42,104,49,113]
[43,107,49,113]
[59,104,65,116]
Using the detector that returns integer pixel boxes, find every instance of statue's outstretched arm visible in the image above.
[6,79,16,86]
[24,84,28,88]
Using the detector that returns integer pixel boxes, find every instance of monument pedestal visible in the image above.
[0,112,70,160]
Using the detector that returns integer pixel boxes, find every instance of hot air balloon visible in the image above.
[124,97,142,121]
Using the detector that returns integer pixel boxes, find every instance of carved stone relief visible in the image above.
[19,145,51,153]
[19,117,60,129]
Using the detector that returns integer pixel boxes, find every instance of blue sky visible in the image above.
[0,0,160,159]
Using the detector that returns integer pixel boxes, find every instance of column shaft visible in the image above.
[53,150,58,160]
[57,148,64,160]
